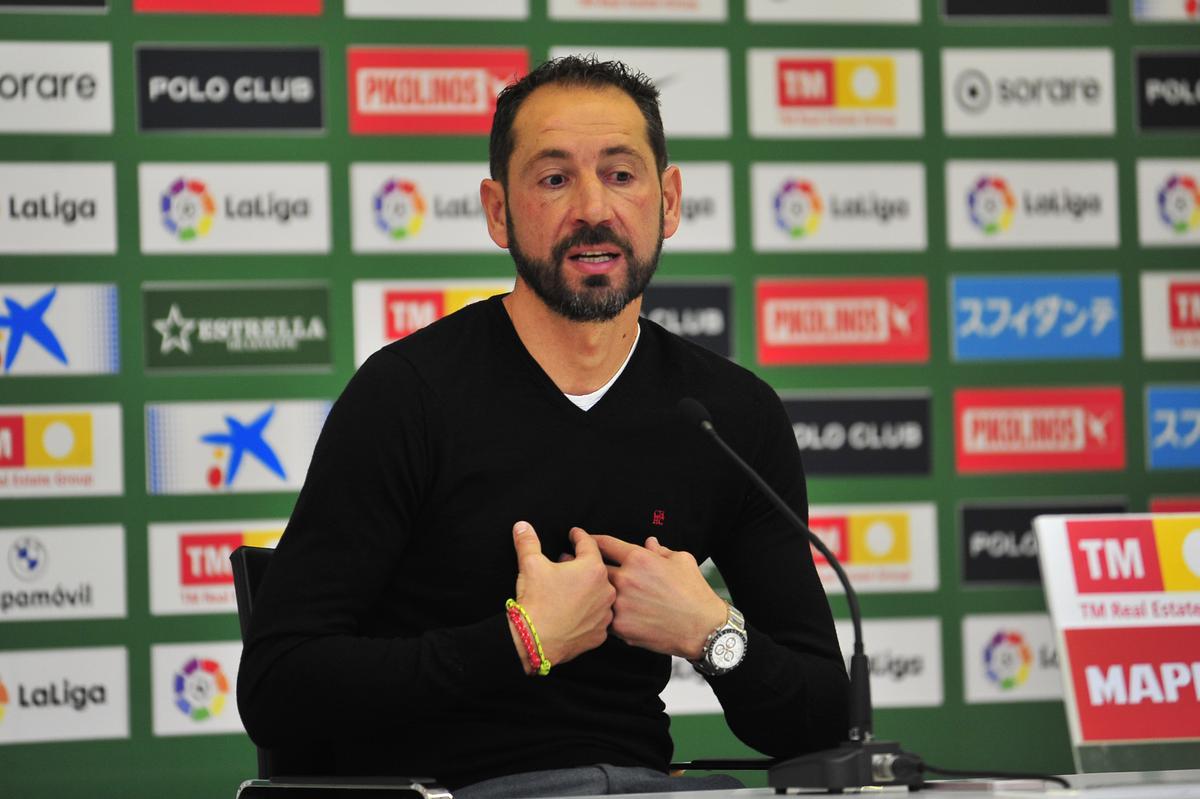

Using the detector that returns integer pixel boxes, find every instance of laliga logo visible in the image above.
[774,180,822,239]
[161,178,215,241]
[968,176,1016,235]
[374,179,426,240]
[1158,173,1200,234]
[984,630,1033,690]
[7,536,47,582]
[173,657,229,722]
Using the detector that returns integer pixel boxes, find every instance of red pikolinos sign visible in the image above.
[954,386,1125,474]
[755,277,928,365]
[347,47,528,135]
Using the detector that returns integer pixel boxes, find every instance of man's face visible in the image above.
[481,84,682,322]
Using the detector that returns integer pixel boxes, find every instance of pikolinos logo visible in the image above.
[137,46,323,132]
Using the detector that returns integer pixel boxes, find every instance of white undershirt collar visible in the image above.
[564,323,641,412]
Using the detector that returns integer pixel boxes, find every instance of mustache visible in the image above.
[552,225,633,264]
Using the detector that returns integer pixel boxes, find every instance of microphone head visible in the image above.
[677,397,713,429]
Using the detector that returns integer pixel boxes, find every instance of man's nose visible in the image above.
[573,173,614,227]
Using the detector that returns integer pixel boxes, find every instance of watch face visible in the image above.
[709,630,746,670]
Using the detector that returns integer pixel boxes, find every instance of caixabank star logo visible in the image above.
[0,284,119,376]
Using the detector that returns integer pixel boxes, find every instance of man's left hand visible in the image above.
[593,535,729,660]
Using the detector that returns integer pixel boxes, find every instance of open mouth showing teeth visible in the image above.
[571,251,619,263]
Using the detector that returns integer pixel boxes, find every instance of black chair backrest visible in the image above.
[231,545,332,780]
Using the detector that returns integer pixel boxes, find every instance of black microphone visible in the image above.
[677,397,924,791]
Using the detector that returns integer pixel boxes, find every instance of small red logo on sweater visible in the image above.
[652,510,665,526]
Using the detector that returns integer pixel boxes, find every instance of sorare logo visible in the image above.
[773,179,823,238]
[373,179,426,240]
[967,176,1016,235]
[172,657,229,722]
[1158,173,1200,234]
[984,630,1033,691]
[160,178,216,241]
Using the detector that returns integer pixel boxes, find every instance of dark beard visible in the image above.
[506,205,663,323]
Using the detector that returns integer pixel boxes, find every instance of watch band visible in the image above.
[692,603,748,677]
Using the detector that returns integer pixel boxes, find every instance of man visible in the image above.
[238,57,847,796]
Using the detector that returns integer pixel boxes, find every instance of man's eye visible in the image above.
[612,171,633,183]
[544,175,566,187]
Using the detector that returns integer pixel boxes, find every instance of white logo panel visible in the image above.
[0,164,116,254]
[834,618,943,707]
[549,0,725,21]
[942,49,1115,136]
[148,520,284,616]
[151,641,244,736]
[352,279,513,366]
[666,162,733,252]
[350,163,498,253]
[751,163,926,252]
[1,525,125,622]
[145,400,329,496]
[963,612,1063,703]
[1137,159,1200,247]
[946,161,1119,249]
[549,47,730,138]
[1141,271,1200,360]
[0,42,112,133]
[748,49,923,138]
[809,502,939,594]
[0,647,128,745]
[138,163,330,254]
[746,0,919,22]
[345,0,527,17]
[0,403,123,498]
[0,283,118,377]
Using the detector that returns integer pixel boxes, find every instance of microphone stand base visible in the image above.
[767,740,923,793]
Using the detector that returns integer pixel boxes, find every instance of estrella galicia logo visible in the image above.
[952,274,1122,361]
[7,536,48,582]
[1158,173,1200,233]
[1137,51,1200,131]
[967,176,1016,235]
[773,179,822,239]
[137,46,323,132]
[983,630,1032,690]
[1147,385,1200,469]
[373,179,426,240]
[160,178,215,241]
[200,406,286,490]
[1,287,65,373]
[173,657,229,722]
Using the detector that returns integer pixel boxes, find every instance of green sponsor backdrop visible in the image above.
[2,2,1198,797]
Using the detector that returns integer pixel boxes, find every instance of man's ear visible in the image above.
[661,164,683,240]
[480,178,509,249]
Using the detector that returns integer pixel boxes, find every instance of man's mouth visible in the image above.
[569,250,621,264]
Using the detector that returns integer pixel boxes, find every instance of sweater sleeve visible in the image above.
[236,350,527,749]
[705,378,850,758]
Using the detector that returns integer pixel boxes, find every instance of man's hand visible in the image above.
[510,521,615,673]
[594,535,728,660]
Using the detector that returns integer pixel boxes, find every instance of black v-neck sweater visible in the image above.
[238,295,848,789]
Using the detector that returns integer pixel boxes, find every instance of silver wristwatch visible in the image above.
[692,604,748,676]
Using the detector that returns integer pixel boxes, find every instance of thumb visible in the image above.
[512,521,544,568]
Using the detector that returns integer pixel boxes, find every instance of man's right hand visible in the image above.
[510,521,615,673]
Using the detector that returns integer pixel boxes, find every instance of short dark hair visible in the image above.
[489,55,668,187]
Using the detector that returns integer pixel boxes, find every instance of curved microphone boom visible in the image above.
[677,397,924,792]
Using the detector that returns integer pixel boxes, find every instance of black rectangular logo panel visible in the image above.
[959,499,1127,586]
[641,281,733,359]
[944,0,1109,15]
[782,393,931,476]
[0,0,105,8]
[136,46,323,132]
[1137,52,1200,132]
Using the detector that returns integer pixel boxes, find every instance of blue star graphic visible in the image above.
[200,406,287,487]
[0,288,67,373]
